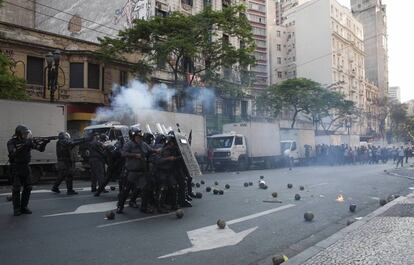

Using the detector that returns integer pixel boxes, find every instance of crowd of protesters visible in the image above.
[314,144,413,167]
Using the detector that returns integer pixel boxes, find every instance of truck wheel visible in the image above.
[237,157,249,171]
[30,166,43,185]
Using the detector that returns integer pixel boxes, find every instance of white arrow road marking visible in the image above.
[43,201,122,217]
[158,204,296,259]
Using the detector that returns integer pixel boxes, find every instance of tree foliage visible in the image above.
[99,4,255,92]
[258,78,357,131]
[0,53,28,100]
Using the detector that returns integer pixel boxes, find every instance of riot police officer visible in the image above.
[152,136,180,212]
[87,133,107,193]
[7,125,50,216]
[51,132,90,195]
[116,126,156,214]
[95,136,125,197]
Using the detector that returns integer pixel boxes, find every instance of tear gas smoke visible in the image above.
[93,81,216,131]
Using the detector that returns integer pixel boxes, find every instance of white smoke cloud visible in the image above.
[93,80,216,129]
[94,80,176,123]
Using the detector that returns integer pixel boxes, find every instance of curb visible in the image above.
[285,191,414,265]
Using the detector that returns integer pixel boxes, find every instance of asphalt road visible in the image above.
[1,163,413,265]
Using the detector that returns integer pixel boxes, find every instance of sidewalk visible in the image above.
[286,191,414,265]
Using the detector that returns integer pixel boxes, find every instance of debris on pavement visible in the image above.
[294,194,301,201]
[105,211,115,220]
[379,199,387,206]
[299,186,304,191]
[272,192,278,198]
[225,184,230,189]
[176,209,184,219]
[272,255,288,265]
[287,183,293,189]
[244,182,249,187]
[349,204,357,213]
[217,219,226,229]
[206,186,212,192]
[304,212,314,222]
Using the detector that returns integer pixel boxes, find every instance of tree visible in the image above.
[99,4,255,109]
[313,91,358,135]
[389,101,408,141]
[0,53,28,100]
[258,78,325,128]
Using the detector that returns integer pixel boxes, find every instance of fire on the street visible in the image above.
[336,194,345,202]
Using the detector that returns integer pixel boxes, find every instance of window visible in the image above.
[255,39,266,48]
[26,56,44,85]
[277,31,281,37]
[182,0,193,6]
[277,44,281,51]
[249,3,265,12]
[155,8,167,17]
[235,136,243,146]
[277,71,282,78]
[88,63,100,89]
[102,67,105,91]
[252,27,266,36]
[223,99,235,118]
[241,100,248,118]
[70,63,84,88]
[120,71,128,86]
[277,57,281,64]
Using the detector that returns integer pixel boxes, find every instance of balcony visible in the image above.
[59,88,106,104]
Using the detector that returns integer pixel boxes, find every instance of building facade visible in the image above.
[0,22,134,135]
[351,0,388,97]
[388,86,401,103]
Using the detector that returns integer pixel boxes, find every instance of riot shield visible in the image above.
[175,132,202,178]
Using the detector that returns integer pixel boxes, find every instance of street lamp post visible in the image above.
[46,50,61,102]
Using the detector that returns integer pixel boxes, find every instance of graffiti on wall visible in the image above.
[114,0,150,28]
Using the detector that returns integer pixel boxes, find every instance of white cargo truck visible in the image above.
[0,99,66,183]
[280,128,315,164]
[208,121,282,170]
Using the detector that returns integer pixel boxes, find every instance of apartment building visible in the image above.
[351,0,388,97]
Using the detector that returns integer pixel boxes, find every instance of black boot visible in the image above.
[13,209,22,216]
[51,187,60,193]
[21,207,32,214]
[67,190,78,195]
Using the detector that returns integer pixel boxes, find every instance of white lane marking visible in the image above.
[308,183,329,188]
[370,196,380,200]
[0,189,51,196]
[97,212,175,228]
[158,204,296,259]
[0,186,116,196]
[43,201,122,217]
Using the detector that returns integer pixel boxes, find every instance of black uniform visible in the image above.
[7,130,49,216]
[117,139,155,213]
[52,135,89,195]
[87,138,106,192]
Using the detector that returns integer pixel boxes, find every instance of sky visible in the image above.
[337,0,413,102]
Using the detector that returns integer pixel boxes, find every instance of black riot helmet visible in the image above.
[15,125,31,139]
[143,132,155,145]
[154,134,167,146]
[58,132,71,140]
[129,126,143,139]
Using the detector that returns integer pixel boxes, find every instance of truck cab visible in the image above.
[207,133,247,170]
